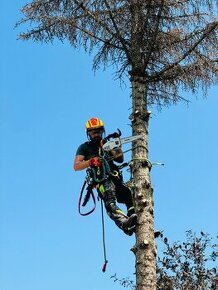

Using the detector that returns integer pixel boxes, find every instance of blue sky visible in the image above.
[1,2,218,290]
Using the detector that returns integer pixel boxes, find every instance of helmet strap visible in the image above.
[86,129,105,141]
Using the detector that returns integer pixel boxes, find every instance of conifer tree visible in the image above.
[18,1,218,289]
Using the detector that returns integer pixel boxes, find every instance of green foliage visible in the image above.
[111,273,136,290]
[157,231,218,290]
[112,231,218,290]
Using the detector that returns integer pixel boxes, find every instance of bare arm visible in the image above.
[110,148,124,163]
[73,155,90,171]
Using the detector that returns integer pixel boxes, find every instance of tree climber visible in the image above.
[74,117,137,235]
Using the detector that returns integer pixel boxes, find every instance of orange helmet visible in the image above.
[85,117,104,132]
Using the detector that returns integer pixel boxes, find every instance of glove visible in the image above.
[89,157,101,167]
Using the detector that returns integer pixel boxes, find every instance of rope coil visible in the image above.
[78,180,96,216]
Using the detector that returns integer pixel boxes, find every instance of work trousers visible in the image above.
[97,177,135,229]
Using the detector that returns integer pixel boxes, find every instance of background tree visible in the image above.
[112,231,218,290]
[17,1,218,289]
[156,231,218,290]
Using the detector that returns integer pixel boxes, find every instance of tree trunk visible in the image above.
[130,75,156,290]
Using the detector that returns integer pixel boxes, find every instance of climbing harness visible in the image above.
[89,158,111,183]
[78,157,112,216]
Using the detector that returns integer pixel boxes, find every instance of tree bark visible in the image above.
[131,75,156,290]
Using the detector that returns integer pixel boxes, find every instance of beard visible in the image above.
[90,136,102,145]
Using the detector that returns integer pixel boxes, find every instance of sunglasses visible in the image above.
[88,129,103,135]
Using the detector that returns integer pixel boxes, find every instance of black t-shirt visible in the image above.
[76,141,123,182]
[75,141,100,160]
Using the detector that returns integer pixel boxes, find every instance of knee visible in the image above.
[106,202,117,214]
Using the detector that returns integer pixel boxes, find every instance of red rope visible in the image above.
[102,260,108,272]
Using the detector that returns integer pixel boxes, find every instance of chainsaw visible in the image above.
[101,129,143,152]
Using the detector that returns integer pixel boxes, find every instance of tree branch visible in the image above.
[73,0,119,41]
[149,22,218,81]
[143,0,165,71]
[103,0,131,60]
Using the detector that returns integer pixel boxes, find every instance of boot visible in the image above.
[112,214,128,230]
[122,213,137,228]
[121,214,137,236]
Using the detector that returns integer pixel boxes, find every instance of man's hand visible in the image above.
[89,157,101,167]
[110,148,124,163]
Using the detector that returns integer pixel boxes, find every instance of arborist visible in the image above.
[73,117,137,235]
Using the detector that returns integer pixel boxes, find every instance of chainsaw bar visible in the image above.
[102,134,143,152]
[120,135,143,145]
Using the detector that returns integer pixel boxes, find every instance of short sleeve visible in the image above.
[75,144,86,156]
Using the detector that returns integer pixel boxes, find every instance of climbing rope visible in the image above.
[100,198,108,272]
[78,172,109,271]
